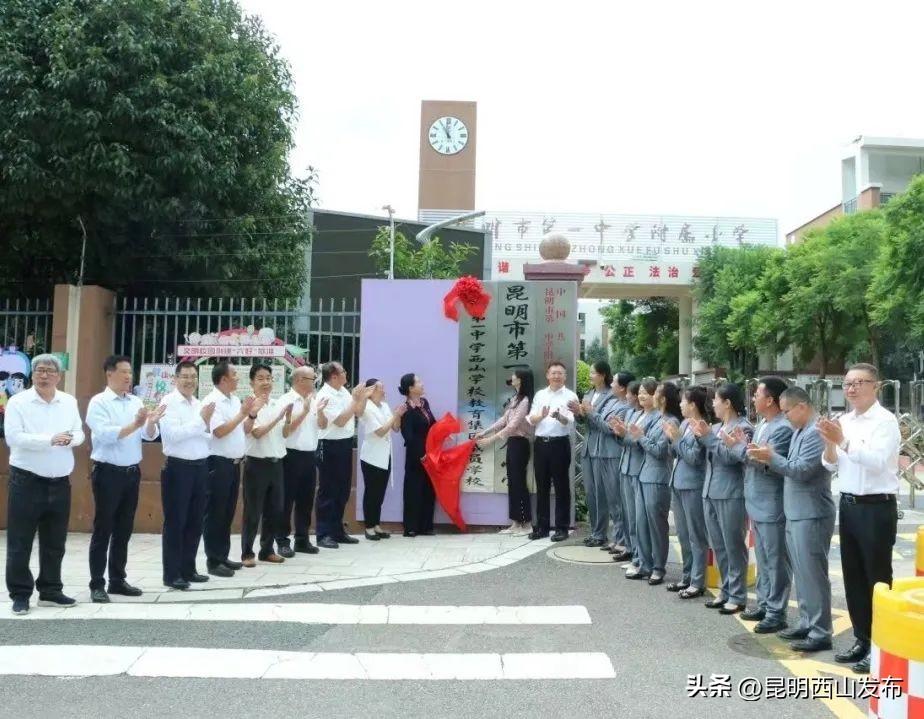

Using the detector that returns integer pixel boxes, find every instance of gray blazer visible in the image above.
[620,409,661,478]
[767,420,835,521]
[739,413,793,523]
[581,390,622,459]
[700,417,754,500]
[670,419,706,491]
[637,412,678,485]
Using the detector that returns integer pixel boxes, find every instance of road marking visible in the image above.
[0,645,616,680]
[3,602,592,625]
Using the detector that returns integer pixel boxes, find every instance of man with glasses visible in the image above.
[4,354,84,615]
[817,363,901,674]
[276,365,326,556]
[158,361,215,590]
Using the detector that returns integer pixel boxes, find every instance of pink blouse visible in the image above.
[485,397,532,439]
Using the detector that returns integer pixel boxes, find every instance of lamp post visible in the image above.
[415,210,485,245]
[381,205,396,280]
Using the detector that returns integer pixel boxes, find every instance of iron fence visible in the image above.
[113,296,360,381]
[0,297,53,357]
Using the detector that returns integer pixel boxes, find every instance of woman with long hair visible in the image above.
[398,373,436,537]
[663,385,712,598]
[626,380,681,585]
[476,368,535,535]
[692,382,753,614]
[609,380,641,567]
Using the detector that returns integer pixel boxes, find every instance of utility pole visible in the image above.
[382,205,396,279]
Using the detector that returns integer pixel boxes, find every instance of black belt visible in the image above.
[320,438,352,444]
[210,456,242,465]
[840,492,895,505]
[95,462,140,474]
[536,435,569,443]
[287,448,316,455]
[166,456,207,467]
[246,456,282,463]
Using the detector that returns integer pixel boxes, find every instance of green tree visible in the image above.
[575,359,591,397]
[369,227,477,279]
[869,174,924,346]
[692,245,784,380]
[602,298,678,378]
[583,337,609,366]
[0,0,315,297]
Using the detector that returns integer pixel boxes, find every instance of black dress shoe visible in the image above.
[550,531,568,542]
[611,550,632,561]
[207,563,234,578]
[224,559,244,570]
[528,530,548,541]
[164,579,190,590]
[108,582,143,597]
[625,569,651,580]
[318,536,339,549]
[753,619,787,634]
[647,573,664,586]
[403,531,417,537]
[90,588,110,604]
[336,534,360,544]
[375,531,391,539]
[852,654,871,674]
[277,546,296,559]
[581,537,593,546]
[778,627,810,641]
[740,607,766,621]
[584,538,605,547]
[364,531,381,541]
[718,604,745,615]
[294,542,319,555]
[185,573,209,583]
[704,597,727,609]
[791,638,833,653]
[835,640,870,664]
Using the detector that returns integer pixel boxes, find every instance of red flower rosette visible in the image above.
[443,276,492,321]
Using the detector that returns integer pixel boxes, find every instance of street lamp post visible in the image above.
[382,205,396,280]
[415,210,486,245]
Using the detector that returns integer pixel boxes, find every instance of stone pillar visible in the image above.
[678,294,693,375]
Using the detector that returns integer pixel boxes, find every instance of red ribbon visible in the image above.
[443,276,492,321]
[421,413,473,531]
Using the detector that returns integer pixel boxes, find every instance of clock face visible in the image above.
[428,116,468,155]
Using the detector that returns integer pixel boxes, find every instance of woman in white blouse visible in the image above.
[358,378,404,541]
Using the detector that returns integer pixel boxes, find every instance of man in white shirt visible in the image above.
[818,363,901,675]
[202,361,256,577]
[315,361,370,549]
[158,361,215,590]
[527,361,578,542]
[276,365,326,556]
[241,363,289,566]
[4,353,84,615]
[85,355,162,603]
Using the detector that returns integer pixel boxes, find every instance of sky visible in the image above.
[239,0,924,240]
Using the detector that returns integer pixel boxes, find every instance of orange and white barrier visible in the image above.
[869,577,924,718]
[705,519,757,589]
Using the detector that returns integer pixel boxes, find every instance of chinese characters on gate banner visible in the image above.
[457,281,577,493]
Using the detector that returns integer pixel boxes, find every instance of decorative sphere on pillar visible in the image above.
[538,232,571,261]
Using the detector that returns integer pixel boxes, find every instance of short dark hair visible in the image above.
[759,376,789,406]
[848,362,879,380]
[592,361,613,387]
[615,371,636,389]
[249,363,272,381]
[781,386,811,406]
[398,373,416,397]
[547,361,566,372]
[364,378,379,388]
[212,361,234,386]
[321,362,342,383]
[175,360,197,376]
[716,382,747,416]
[103,355,131,373]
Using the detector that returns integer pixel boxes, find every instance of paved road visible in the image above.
[5,528,914,719]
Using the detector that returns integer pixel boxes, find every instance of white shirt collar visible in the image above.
[102,386,133,402]
[27,387,61,404]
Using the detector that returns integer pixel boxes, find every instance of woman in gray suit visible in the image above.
[628,380,682,585]
[664,385,712,599]
[608,381,641,567]
[692,383,753,615]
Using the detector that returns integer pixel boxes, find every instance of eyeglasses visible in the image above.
[33,367,59,375]
[843,380,876,390]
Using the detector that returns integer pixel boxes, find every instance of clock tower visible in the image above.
[417,100,477,219]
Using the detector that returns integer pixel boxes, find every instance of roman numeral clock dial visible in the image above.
[428,116,468,155]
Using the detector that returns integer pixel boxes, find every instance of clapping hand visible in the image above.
[148,404,166,424]
[50,432,73,446]
[608,417,626,436]
[817,417,844,445]
[719,428,741,448]
[662,420,680,442]
[691,419,711,438]
[628,422,643,439]
[567,399,581,415]
[251,396,267,415]
[200,402,216,424]
[134,406,150,426]
[280,403,293,422]
[746,443,772,464]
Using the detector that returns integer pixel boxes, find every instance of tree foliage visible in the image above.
[575,359,591,398]
[0,0,315,297]
[369,227,478,279]
[602,298,678,379]
[583,337,609,366]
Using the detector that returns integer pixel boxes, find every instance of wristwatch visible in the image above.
[248,413,258,420]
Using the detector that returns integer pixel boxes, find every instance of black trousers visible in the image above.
[161,457,207,583]
[838,494,898,643]
[506,437,532,523]
[5,467,70,601]
[316,438,353,540]
[242,457,284,559]
[203,456,241,567]
[533,436,571,534]
[361,460,390,528]
[89,462,140,590]
[403,454,435,534]
[277,449,317,547]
